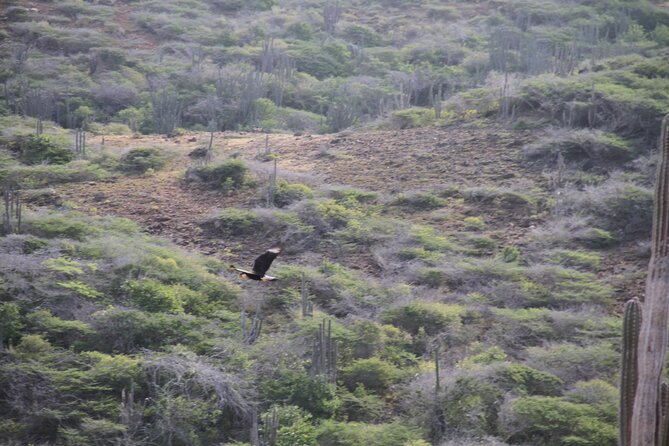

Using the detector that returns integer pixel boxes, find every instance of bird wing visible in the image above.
[231,265,254,275]
[252,247,281,276]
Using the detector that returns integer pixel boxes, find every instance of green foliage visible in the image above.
[124,279,186,314]
[503,396,616,446]
[192,158,248,190]
[393,191,446,210]
[463,216,486,230]
[496,364,564,396]
[409,225,458,251]
[0,302,23,348]
[274,180,314,207]
[337,385,386,422]
[525,342,619,384]
[13,334,53,360]
[288,42,353,79]
[381,301,467,336]
[547,249,601,270]
[2,161,111,189]
[27,216,97,240]
[391,108,436,129]
[26,310,92,348]
[260,371,337,418]
[17,135,73,165]
[342,24,382,47]
[272,406,319,446]
[500,246,520,263]
[209,0,274,12]
[524,129,634,164]
[317,420,424,446]
[118,147,166,174]
[85,308,205,353]
[204,208,261,236]
[340,357,403,394]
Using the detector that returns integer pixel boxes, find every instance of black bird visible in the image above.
[230,247,281,281]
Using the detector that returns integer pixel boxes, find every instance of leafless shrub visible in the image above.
[143,351,252,417]
[524,342,618,385]
[559,174,652,237]
[523,127,633,166]
[529,215,615,248]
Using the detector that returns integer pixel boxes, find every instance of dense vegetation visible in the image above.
[1,0,669,445]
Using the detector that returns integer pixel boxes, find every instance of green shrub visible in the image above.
[393,191,446,210]
[288,42,353,79]
[566,179,653,238]
[522,265,613,306]
[390,108,436,129]
[118,147,166,174]
[85,308,204,353]
[0,302,23,349]
[463,216,485,230]
[14,334,53,360]
[123,279,185,314]
[546,249,601,270]
[502,396,616,446]
[525,342,619,384]
[337,385,386,423]
[381,301,466,336]
[17,135,73,165]
[414,268,449,288]
[192,158,248,190]
[496,364,564,396]
[25,215,97,241]
[271,406,318,446]
[202,209,261,236]
[317,420,424,446]
[3,161,111,188]
[398,247,442,263]
[340,357,403,394]
[342,24,382,47]
[523,129,634,164]
[26,310,92,348]
[274,181,314,207]
[260,371,337,418]
[409,225,458,252]
[208,0,274,12]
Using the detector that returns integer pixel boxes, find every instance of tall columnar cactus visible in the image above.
[629,114,669,445]
[660,383,669,446]
[620,297,641,446]
[310,319,337,385]
[301,273,313,318]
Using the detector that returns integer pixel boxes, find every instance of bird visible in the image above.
[230,247,281,281]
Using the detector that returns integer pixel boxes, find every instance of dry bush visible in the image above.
[523,127,634,167]
[560,175,652,238]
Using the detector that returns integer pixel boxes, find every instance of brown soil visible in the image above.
[54,125,647,302]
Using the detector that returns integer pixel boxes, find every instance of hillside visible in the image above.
[1,0,669,445]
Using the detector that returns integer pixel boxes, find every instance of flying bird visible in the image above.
[230,247,281,281]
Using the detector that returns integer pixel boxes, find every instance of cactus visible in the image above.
[241,301,262,344]
[267,158,277,207]
[310,318,337,385]
[2,183,21,236]
[74,128,86,158]
[301,273,313,318]
[628,113,669,446]
[660,382,669,446]
[620,297,641,446]
[260,407,279,446]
